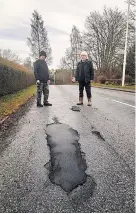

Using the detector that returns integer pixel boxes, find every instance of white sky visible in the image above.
[0,0,127,68]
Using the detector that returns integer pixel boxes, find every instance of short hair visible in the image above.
[80,51,88,59]
[39,51,47,57]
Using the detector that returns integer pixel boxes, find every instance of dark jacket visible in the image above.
[75,60,94,82]
[34,59,49,82]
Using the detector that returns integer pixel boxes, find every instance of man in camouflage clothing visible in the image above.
[34,51,52,107]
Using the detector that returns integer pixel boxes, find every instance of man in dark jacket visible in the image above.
[73,51,94,106]
[34,51,52,107]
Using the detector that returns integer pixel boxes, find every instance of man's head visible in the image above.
[39,51,47,60]
[80,51,88,61]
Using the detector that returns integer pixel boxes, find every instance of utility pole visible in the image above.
[122,0,130,86]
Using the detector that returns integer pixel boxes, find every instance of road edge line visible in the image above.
[92,86,135,93]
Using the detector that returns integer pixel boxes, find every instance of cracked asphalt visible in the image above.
[0,85,135,213]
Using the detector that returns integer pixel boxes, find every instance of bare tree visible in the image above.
[70,26,82,69]
[60,48,75,71]
[128,0,135,46]
[83,7,126,77]
[27,10,52,65]
[0,49,22,63]
[60,26,82,74]
[129,0,135,21]
[24,57,32,70]
[126,42,135,78]
[60,56,70,70]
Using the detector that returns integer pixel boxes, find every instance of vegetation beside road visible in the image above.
[91,83,135,91]
[0,85,36,122]
[0,57,35,96]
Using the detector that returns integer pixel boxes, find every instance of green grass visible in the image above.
[0,85,36,121]
[91,83,135,90]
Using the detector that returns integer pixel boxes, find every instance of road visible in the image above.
[0,85,135,213]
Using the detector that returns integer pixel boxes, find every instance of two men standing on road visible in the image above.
[72,51,94,106]
[34,50,94,107]
[34,51,52,107]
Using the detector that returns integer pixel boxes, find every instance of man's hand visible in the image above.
[48,80,50,85]
[36,80,40,84]
[72,77,76,83]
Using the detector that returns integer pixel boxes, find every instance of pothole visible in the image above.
[92,131,105,141]
[70,106,80,112]
[45,121,95,193]
[69,175,96,204]
[52,117,59,123]
[44,161,51,171]
[92,108,98,110]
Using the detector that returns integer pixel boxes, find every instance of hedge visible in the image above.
[0,57,35,96]
[96,74,134,85]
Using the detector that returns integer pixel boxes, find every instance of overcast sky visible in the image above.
[0,0,127,68]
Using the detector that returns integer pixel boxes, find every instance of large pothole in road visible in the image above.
[45,122,94,193]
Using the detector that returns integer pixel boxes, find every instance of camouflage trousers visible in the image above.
[37,82,49,104]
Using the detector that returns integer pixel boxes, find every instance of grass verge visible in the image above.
[91,83,135,90]
[0,85,36,121]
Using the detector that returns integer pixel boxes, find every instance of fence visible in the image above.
[104,79,135,85]
[52,70,135,86]
[54,71,72,85]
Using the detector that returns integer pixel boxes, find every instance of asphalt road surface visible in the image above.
[0,85,135,213]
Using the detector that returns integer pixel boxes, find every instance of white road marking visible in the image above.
[112,99,135,108]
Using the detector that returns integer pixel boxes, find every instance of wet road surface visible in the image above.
[0,85,135,213]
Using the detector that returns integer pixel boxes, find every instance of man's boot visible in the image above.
[77,97,83,105]
[87,98,92,106]
[44,101,52,106]
[37,102,43,107]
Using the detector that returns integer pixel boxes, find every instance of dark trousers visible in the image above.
[79,81,91,99]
